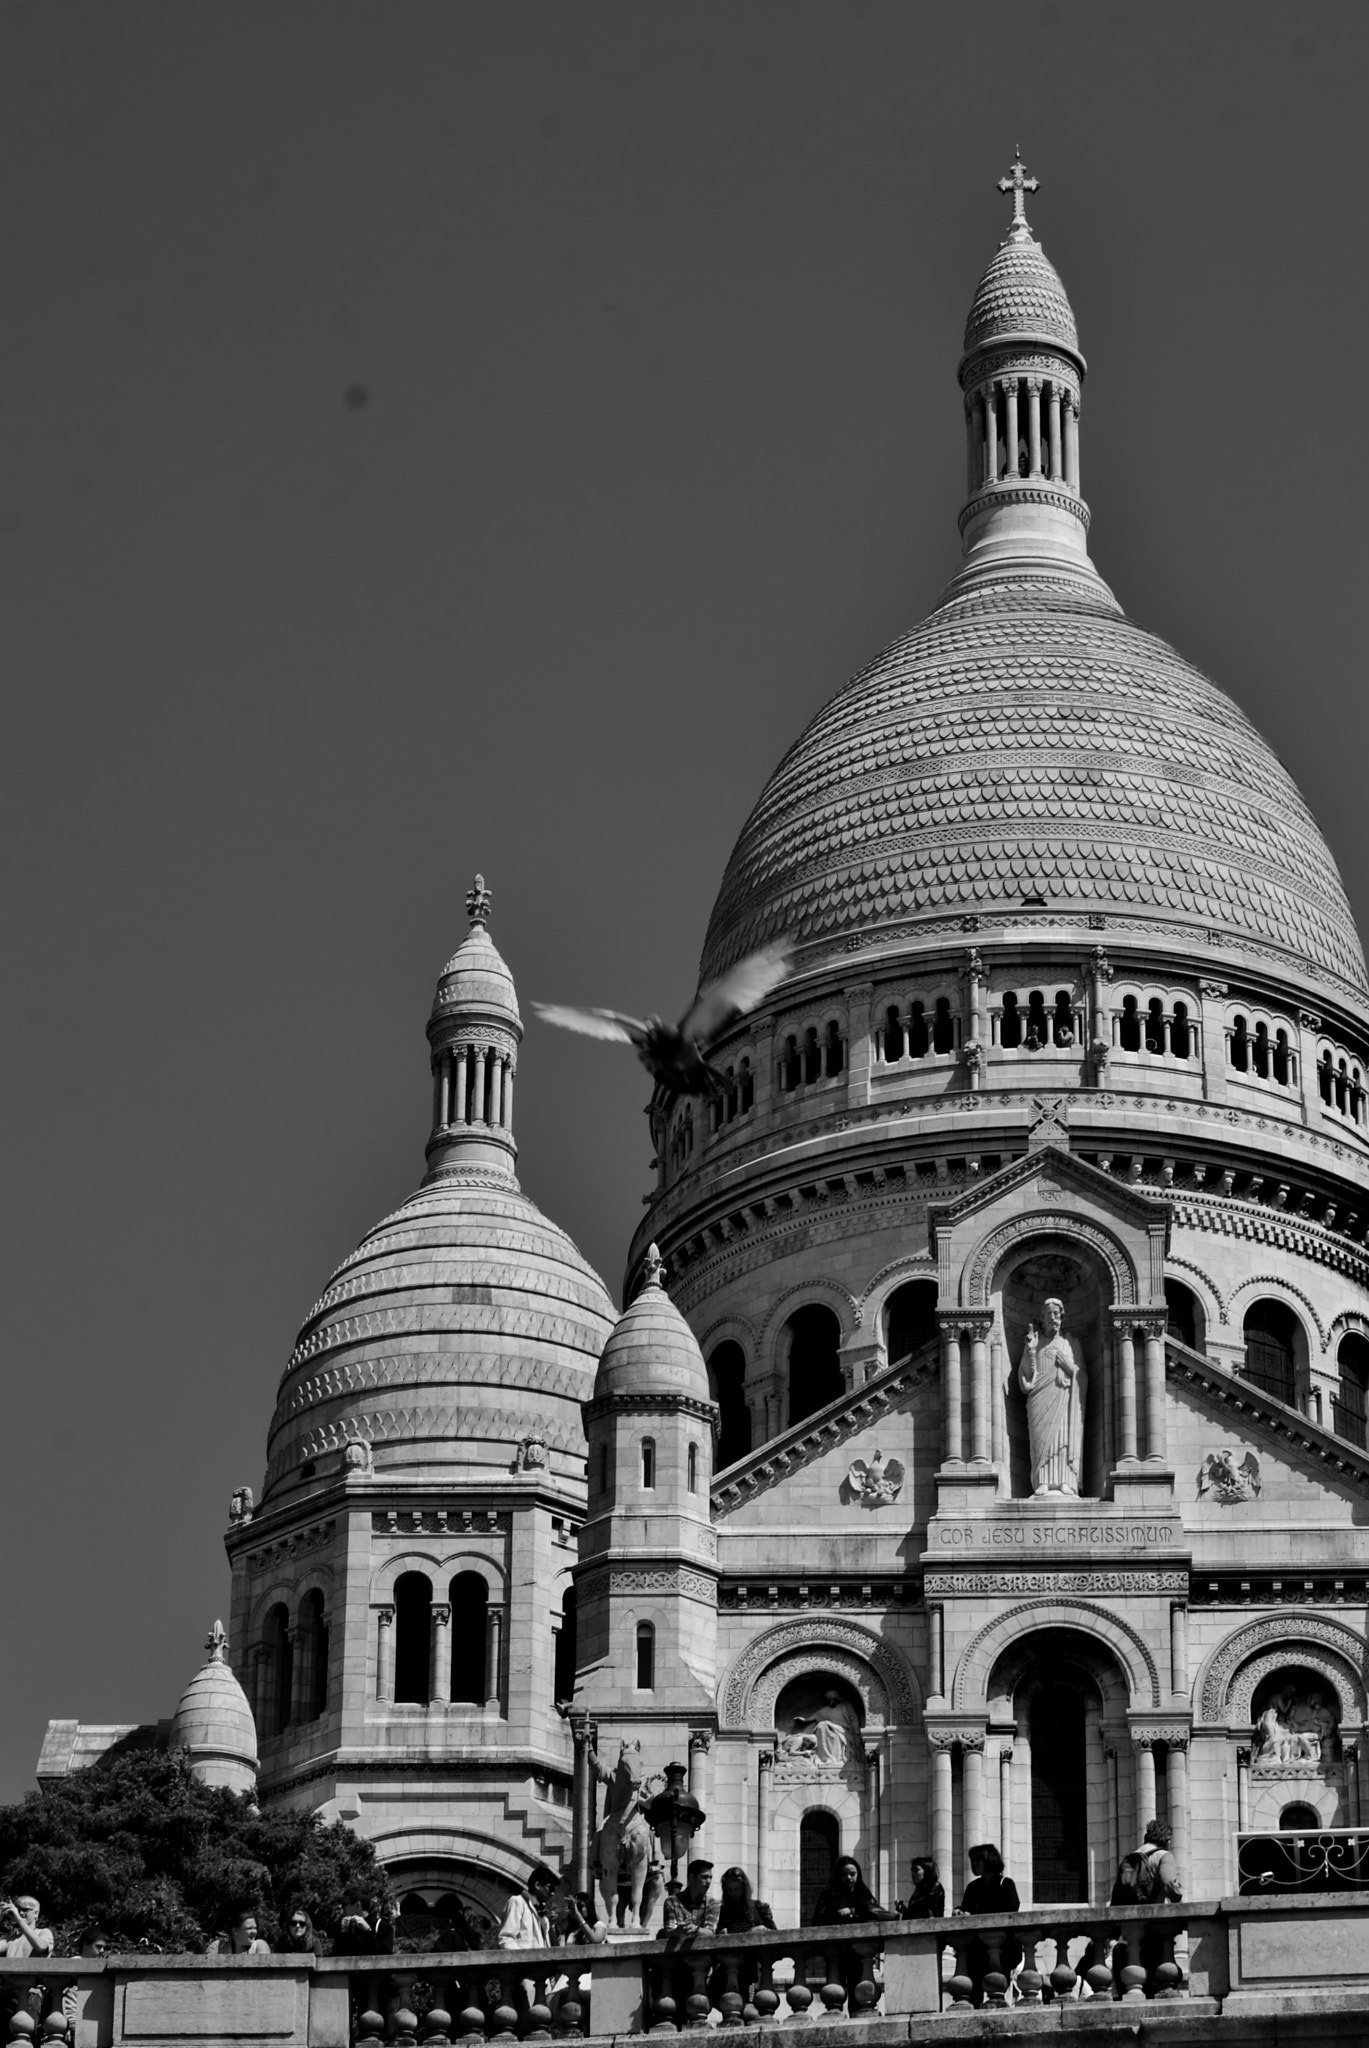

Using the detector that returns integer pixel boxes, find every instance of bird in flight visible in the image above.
[534,943,792,1104]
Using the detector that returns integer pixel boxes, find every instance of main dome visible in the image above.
[700,574,1365,999]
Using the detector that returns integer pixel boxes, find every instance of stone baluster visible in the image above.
[1169,1602,1189,1696]
[1235,1744,1251,1830]
[1026,378,1042,475]
[430,1602,452,1706]
[1047,381,1063,480]
[376,1604,396,1704]
[928,1601,944,1700]
[486,1604,505,1710]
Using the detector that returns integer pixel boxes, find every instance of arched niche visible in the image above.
[774,1672,865,1758]
[989,1234,1115,1501]
[954,1599,1162,1712]
[1196,1613,1369,1730]
[718,1617,920,1731]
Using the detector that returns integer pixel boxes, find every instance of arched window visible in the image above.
[640,1437,656,1489]
[687,1442,699,1492]
[824,1021,844,1077]
[1000,992,1022,1049]
[1230,1013,1249,1070]
[1171,1002,1191,1059]
[885,1279,939,1367]
[1145,998,1166,1054]
[1119,995,1141,1052]
[1334,1334,1369,1449]
[394,1571,433,1705]
[553,1585,577,1705]
[263,1603,292,1736]
[300,1589,328,1721]
[1337,1058,1350,1114]
[1319,1049,1334,1104]
[799,1811,840,1927]
[781,1035,801,1091]
[449,1571,489,1704]
[803,1027,822,1084]
[907,1001,929,1058]
[635,1621,655,1691]
[882,1007,904,1062]
[1053,991,1074,1046]
[932,996,955,1054]
[786,1303,844,1427]
[725,1066,738,1122]
[598,1443,610,1497]
[1242,1301,1297,1407]
[1253,1022,1271,1080]
[739,1061,753,1112]
[1164,1280,1203,1354]
[1273,1030,1291,1086]
[1280,1802,1322,1832]
[708,1340,752,1469]
[1025,991,1048,1048]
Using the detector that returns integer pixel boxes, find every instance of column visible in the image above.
[486,1604,504,1711]
[1142,1318,1168,1462]
[1169,1603,1189,1696]
[570,1713,595,1894]
[430,1602,452,1706]
[1134,1738,1156,1833]
[757,1751,774,1899]
[866,1747,885,1903]
[1064,393,1080,491]
[501,1061,514,1128]
[688,1730,712,1856]
[1026,378,1042,475]
[376,1606,396,1704]
[434,1058,446,1130]
[983,384,997,486]
[1235,1746,1251,1831]
[1116,1323,1138,1463]
[965,395,979,499]
[969,1318,991,1464]
[998,1748,1013,1869]
[1105,1747,1120,1888]
[1344,1743,1361,1827]
[927,1603,944,1700]
[489,1051,503,1128]
[990,1339,1006,1466]
[1004,379,1019,478]
[1167,1739,1190,1889]
[963,1738,985,1863]
[930,1739,954,1892]
[1047,382,1062,480]
[940,1322,963,1466]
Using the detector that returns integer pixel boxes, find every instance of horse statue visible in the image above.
[590,1738,662,1930]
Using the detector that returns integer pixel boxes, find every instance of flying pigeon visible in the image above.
[534,942,792,1104]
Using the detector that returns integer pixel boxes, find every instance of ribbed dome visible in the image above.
[435,920,520,1026]
[701,576,1366,999]
[963,235,1079,357]
[170,1623,257,1794]
[264,1170,615,1497]
[595,1249,710,1402]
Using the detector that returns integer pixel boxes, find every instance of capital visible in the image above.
[688,1730,712,1755]
[1199,980,1228,1001]
[1026,376,1043,395]
[377,1605,395,1629]
[431,1603,451,1626]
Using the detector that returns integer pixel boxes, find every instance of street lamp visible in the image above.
[646,1760,705,1884]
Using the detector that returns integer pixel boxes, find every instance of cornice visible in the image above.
[1167,1341,1369,1495]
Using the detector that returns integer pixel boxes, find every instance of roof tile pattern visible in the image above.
[963,238,1079,356]
[701,580,1365,995]
[264,1173,614,1496]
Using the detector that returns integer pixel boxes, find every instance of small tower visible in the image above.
[576,1247,719,1728]
[170,1621,258,1794]
[425,874,520,1179]
[954,152,1108,596]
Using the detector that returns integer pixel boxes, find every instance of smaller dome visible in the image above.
[433,875,520,1026]
[595,1246,710,1402]
[170,1622,257,1794]
[962,234,1079,359]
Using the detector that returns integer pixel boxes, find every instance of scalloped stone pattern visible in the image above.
[963,239,1079,355]
[700,580,1366,996]
[263,1173,615,1496]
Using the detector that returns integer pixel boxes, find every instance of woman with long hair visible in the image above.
[896,1858,944,1920]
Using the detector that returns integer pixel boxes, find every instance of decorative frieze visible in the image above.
[371,1509,509,1535]
[925,1569,1188,1596]
[608,1566,717,1605]
[244,1519,335,1578]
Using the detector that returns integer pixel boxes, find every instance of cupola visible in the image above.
[169,1621,258,1794]
[425,874,520,1177]
[594,1245,711,1403]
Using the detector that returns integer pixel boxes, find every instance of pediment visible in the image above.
[1168,1339,1369,1521]
[926,1141,1170,1308]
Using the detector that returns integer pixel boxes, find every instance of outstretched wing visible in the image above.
[1239,1452,1262,1491]
[533,1003,650,1050]
[679,942,793,1046]
[846,1459,870,1492]
[885,1459,906,1491]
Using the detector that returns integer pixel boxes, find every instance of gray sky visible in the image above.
[2,1,1366,1802]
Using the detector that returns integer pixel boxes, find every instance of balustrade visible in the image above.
[1237,1824,1369,1894]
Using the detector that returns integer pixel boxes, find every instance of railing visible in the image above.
[938,1903,1190,2007]
[1237,1825,1369,1894]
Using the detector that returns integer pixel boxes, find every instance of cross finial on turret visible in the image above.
[998,149,1039,241]
[205,1619,229,1663]
[642,1243,666,1291]
[466,873,492,928]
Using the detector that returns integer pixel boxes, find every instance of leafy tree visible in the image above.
[0,1746,386,1955]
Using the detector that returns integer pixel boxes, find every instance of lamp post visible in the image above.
[646,1760,705,1885]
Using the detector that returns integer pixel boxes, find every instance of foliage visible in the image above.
[0,1746,386,1955]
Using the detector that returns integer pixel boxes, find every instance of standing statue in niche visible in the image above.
[1018,1297,1087,1496]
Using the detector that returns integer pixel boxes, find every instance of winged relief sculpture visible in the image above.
[844,1449,905,1507]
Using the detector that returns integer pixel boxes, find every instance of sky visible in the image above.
[1,0,1367,1803]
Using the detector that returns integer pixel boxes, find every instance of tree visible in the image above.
[0,1746,386,1955]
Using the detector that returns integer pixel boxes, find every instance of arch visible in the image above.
[1195,1613,1369,1725]
[1164,1277,1206,1354]
[449,1571,489,1704]
[296,1587,329,1722]
[784,1303,844,1427]
[760,1281,859,1354]
[857,1255,938,1330]
[394,1570,433,1705]
[366,1823,553,1902]
[553,1583,577,1706]
[964,1214,1138,1309]
[1327,1308,1369,1351]
[1334,1332,1369,1450]
[799,1810,841,1925]
[261,1601,292,1737]
[952,1601,1162,1711]
[707,1339,752,1469]
[1240,1298,1303,1407]
[1227,1276,1328,1352]
[883,1279,941,1369]
[1165,1257,1226,1328]
[718,1617,920,1730]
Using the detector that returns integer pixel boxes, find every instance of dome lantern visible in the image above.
[425,873,521,1178]
[955,155,1103,596]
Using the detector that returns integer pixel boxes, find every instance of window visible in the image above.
[598,1443,609,1497]
[1171,1002,1191,1059]
[1242,1302,1297,1407]
[1145,998,1166,1054]
[882,1007,904,1061]
[1053,990,1075,1046]
[635,1621,655,1691]
[1000,992,1022,1049]
[1119,995,1141,1052]
[799,1812,840,1926]
[1025,990,1048,1047]
[1334,1334,1369,1450]
[933,996,955,1053]
[553,1586,577,1705]
[300,1588,328,1721]
[803,1027,822,1084]
[641,1438,656,1489]
[264,1603,292,1736]
[885,1279,939,1367]
[708,1341,752,1468]
[449,1571,489,1703]
[1164,1279,1201,1353]
[907,1001,929,1057]
[824,1022,844,1077]
[687,1442,699,1492]
[780,1035,801,1091]
[394,1571,433,1705]
[1230,1014,1249,1071]
[786,1303,844,1426]
[739,1060,754,1112]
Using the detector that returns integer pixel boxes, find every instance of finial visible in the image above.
[642,1243,666,1291]
[997,149,1039,243]
[205,1619,229,1663]
[466,873,492,928]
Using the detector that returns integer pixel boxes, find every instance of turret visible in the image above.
[169,1621,258,1795]
[425,874,520,1179]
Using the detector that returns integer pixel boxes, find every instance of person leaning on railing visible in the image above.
[956,1845,1022,1999]
[707,1868,777,2015]
[809,1856,897,2005]
[895,1858,945,1920]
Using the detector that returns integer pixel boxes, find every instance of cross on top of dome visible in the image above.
[466,873,492,928]
[998,150,1039,243]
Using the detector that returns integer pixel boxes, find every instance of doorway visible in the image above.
[799,1811,840,1924]
[1029,1683,1088,1901]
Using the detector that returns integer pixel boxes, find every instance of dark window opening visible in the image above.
[264,1603,292,1737]
[1230,1014,1249,1071]
[1053,990,1075,1046]
[1253,1022,1271,1080]
[687,1442,699,1492]
[1171,1002,1191,1059]
[709,1340,752,1469]
[635,1621,655,1691]
[450,1572,489,1703]
[725,1066,738,1122]
[739,1060,754,1112]
[394,1571,433,1705]
[1146,998,1166,1054]
[908,1001,929,1058]
[1025,990,1048,1049]
[933,996,955,1054]
[799,1812,840,1927]
[301,1588,328,1721]
[1319,1050,1333,1104]
[641,1438,656,1489]
[886,1279,940,1368]
[1334,1334,1369,1450]
[882,1007,904,1061]
[786,1303,844,1426]
[1120,995,1141,1052]
[553,1586,577,1705]
[1164,1279,1198,1352]
[803,1027,822,1085]
[1273,1030,1290,1086]
[1242,1301,1297,1407]
[1030,1684,1088,1903]
[781,1035,801,1091]
[1000,992,1022,1049]
[824,1021,844,1077]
